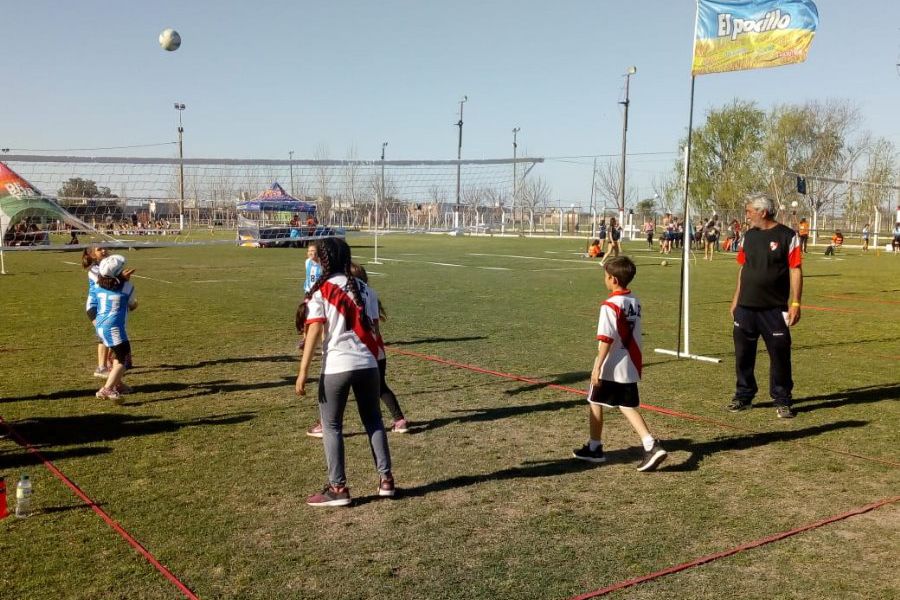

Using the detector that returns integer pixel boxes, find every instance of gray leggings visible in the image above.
[319,367,392,486]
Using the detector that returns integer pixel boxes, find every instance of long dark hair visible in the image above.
[350,262,386,320]
[295,238,373,332]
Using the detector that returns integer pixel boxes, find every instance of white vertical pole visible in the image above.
[0,245,6,275]
[873,208,880,249]
[681,145,691,355]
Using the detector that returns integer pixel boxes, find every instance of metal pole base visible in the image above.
[654,348,721,364]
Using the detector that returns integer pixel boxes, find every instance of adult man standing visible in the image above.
[728,193,803,419]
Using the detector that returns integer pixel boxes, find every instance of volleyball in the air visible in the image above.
[159,29,181,51]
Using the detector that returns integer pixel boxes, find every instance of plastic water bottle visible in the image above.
[15,474,32,518]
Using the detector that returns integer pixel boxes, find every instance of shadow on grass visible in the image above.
[792,334,897,352]
[3,412,255,448]
[409,398,582,434]
[388,336,488,347]
[151,354,297,372]
[128,377,296,404]
[755,383,900,413]
[504,371,589,396]
[357,455,635,503]
[4,377,295,405]
[0,445,113,470]
[658,420,868,472]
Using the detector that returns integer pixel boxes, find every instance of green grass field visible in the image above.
[1,235,898,599]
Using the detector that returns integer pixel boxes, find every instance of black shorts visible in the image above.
[586,380,640,408]
[109,341,132,364]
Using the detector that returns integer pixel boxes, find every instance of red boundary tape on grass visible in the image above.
[386,348,900,598]
[0,417,200,600]
[566,495,900,599]
[387,348,900,468]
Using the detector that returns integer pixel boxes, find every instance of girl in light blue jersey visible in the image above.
[87,255,138,403]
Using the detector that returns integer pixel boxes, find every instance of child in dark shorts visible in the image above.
[573,256,667,471]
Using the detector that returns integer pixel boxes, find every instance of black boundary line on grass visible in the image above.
[386,348,900,469]
[0,417,201,600]
[567,495,900,599]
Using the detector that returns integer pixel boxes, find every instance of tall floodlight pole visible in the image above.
[512,126,520,233]
[618,67,636,238]
[174,102,186,230]
[454,95,468,231]
[372,141,387,265]
[288,150,295,196]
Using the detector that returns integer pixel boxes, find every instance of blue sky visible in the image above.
[3,0,899,206]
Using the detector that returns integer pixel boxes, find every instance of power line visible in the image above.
[2,142,178,153]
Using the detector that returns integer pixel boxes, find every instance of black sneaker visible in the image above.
[637,440,667,472]
[572,444,606,463]
[727,398,752,412]
[776,405,796,419]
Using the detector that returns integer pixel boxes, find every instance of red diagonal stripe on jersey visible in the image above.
[318,280,380,359]
[601,301,642,378]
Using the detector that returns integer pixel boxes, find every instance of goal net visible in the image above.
[1,154,542,249]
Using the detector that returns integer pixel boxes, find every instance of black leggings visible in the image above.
[378,358,404,421]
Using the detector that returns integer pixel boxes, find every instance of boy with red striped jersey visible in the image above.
[573,256,667,472]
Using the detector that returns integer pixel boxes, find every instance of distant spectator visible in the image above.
[797,218,810,253]
[825,230,843,256]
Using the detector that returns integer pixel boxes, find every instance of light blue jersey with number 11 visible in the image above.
[88,281,136,347]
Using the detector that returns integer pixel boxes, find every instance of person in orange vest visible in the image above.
[587,239,603,258]
[825,230,843,256]
[797,218,810,253]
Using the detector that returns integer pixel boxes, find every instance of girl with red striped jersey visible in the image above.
[295,238,395,507]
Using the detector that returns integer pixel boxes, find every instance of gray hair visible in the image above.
[745,193,776,218]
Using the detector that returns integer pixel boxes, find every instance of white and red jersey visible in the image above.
[362,281,386,360]
[305,274,379,374]
[596,289,643,383]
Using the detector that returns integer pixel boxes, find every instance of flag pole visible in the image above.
[654,67,719,362]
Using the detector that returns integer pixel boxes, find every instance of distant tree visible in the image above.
[856,137,896,217]
[57,177,117,199]
[593,159,636,216]
[519,176,552,232]
[635,198,656,220]
[685,99,766,216]
[764,99,866,239]
[651,172,680,215]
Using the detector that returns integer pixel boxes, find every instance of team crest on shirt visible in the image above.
[769,241,779,251]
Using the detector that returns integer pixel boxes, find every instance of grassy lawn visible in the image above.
[0,234,898,599]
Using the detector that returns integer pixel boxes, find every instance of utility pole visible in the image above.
[289,150,295,196]
[618,67,636,238]
[174,102,186,230]
[512,126,520,233]
[454,95,467,230]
